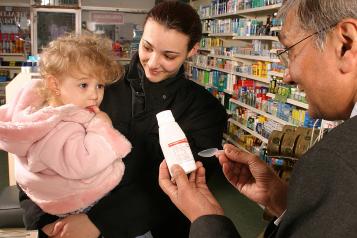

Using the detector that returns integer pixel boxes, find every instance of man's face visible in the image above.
[280,11,356,120]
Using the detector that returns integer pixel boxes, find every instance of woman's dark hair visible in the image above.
[144,1,202,51]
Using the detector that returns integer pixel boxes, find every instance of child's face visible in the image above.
[56,72,105,110]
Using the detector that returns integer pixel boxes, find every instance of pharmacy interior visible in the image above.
[0,0,342,236]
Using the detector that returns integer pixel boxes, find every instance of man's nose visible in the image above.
[282,68,294,85]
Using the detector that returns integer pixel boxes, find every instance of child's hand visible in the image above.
[42,219,65,237]
[89,106,113,126]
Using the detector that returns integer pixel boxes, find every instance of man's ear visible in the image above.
[337,19,357,74]
[45,75,61,96]
[188,43,199,58]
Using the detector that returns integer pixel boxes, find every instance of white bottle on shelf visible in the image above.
[156,110,197,176]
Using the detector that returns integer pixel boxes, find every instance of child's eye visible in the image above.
[97,84,105,89]
[79,83,87,88]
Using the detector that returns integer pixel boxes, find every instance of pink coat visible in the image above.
[0,79,131,215]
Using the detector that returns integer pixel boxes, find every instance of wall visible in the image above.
[0,0,155,9]
[83,0,154,9]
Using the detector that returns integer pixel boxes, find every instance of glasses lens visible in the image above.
[277,51,289,67]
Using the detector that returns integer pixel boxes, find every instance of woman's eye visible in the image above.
[79,83,87,88]
[143,45,152,52]
[165,55,175,60]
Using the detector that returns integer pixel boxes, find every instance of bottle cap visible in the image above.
[156,110,175,127]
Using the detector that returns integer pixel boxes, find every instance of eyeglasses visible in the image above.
[276,25,336,67]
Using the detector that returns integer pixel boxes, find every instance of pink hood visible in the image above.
[0,79,131,215]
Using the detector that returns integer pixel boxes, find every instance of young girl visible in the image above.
[0,33,131,216]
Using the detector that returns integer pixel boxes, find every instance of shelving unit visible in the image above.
[230,98,292,126]
[229,118,268,144]
[266,93,309,109]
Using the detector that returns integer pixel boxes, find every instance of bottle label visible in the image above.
[168,138,188,147]
[165,138,195,166]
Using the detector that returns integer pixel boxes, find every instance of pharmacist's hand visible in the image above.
[89,106,113,126]
[159,160,224,222]
[42,219,65,237]
[218,144,288,217]
[44,214,100,238]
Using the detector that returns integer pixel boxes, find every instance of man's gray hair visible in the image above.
[278,0,357,48]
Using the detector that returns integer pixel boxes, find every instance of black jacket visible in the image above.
[19,53,227,238]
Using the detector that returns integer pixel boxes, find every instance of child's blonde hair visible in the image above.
[40,33,123,85]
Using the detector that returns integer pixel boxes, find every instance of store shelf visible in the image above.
[185,60,193,65]
[208,54,239,61]
[198,47,211,51]
[209,33,236,37]
[0,53,26,56]
[266,93,309,109]
[202,31,212,34]
[234,72,270,84]
[209,3,282,19]
[232,35,279,41]
[193,65,211,71]
[237,3,282,15]
[230,98,293,126]
[233,54,280,62]
[200,16,212,20]
[271,26,282,32]
[208,65,270,84]
[223,133,251,153]
[268,71,284,78]
[0,66,21,69]
[209,66,234,74]
[228,118,269,144]
[116,57,131,61]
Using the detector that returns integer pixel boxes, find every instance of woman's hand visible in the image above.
[42,214,100,238]
[218,144,288,216]
[159,160,224,222]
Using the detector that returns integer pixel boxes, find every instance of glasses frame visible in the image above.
[276,24,336,67]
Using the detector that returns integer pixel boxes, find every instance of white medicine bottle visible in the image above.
[156,110,197,176]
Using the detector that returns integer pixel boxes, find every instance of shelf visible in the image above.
[116,58,131,61]
[266,93,309,109]
[232,35,279,41]
[228,118,269,144]
[193,65,211,71]
[271,26,282,32]
[200,16,212,20]
[237,3,282,15]
[268,71,284,78]
[209,33,236,37]
[230,98,293,126]
[209,66,234,74]
[202,31,212,34]
[233,54,280,62]
[0,66,21,69]
[209,3,282,19]
[208,66,270,84]
[185,61,193,65]
[223,133,251,153]
[208,54,240,61]
[233,72,270,84]
[0,53,26,57]
[198,47,211,51]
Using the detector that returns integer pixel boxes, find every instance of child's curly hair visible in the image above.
[39,33,123,85]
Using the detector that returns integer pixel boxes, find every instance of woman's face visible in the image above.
[139,18,196,83]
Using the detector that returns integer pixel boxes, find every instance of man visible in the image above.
[159,0,357,237]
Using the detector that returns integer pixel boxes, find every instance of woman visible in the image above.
[20,1,227,238]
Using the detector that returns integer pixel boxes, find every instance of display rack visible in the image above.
[186,0,317,158]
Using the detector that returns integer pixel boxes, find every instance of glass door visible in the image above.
[31,7,81,55]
